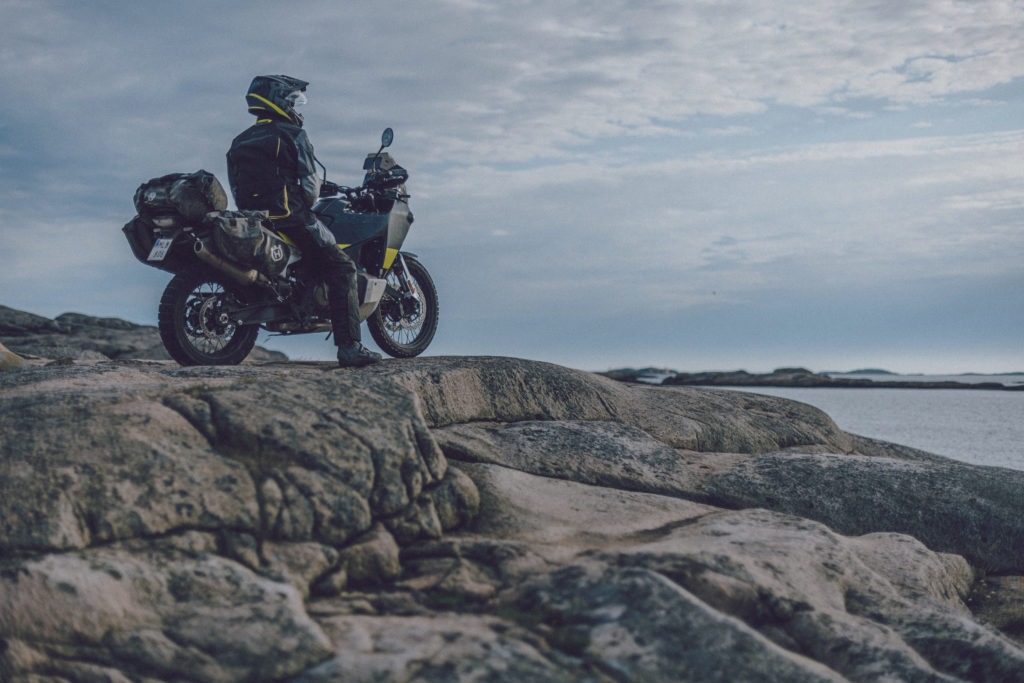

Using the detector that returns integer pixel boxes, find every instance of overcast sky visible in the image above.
[2,0,1022,373]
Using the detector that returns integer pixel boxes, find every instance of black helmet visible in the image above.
[245,75,309,125]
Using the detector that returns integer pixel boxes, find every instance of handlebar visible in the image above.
[319,181,351,198]
[319,167,409,199]
[364,167,409,189]
[319,182,363,199]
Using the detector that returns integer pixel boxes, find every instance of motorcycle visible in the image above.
[123,128,438,366]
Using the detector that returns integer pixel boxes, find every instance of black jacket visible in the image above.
[226,116,320,226]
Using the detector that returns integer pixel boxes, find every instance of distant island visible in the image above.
[832,368,897,375]
[601,366,1024,391]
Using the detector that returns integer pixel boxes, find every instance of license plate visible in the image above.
[147,237,173,261]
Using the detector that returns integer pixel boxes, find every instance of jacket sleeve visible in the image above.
[293,129,322,209]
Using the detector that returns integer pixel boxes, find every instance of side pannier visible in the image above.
[208,210,291,277]
[133,170,228,226]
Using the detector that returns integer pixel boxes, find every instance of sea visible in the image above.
[712,373,1024,472]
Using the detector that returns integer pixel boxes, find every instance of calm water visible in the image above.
[716,385,1024,471]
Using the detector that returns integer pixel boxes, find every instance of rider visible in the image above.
[226,74,381,367]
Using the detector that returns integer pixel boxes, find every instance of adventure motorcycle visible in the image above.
[123,128,438,365]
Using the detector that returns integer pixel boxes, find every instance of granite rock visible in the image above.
[1,348,1022,681]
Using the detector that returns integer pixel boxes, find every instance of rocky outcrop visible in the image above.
[0,305,286,362]
[1,353,1022,681]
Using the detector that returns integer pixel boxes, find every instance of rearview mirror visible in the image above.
[381,127,394,148]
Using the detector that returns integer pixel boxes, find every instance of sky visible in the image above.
[1,0,1022,374]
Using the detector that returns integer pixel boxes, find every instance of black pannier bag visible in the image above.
[133,170,228,225]
[208,210,291,277]
[122,215,192,274]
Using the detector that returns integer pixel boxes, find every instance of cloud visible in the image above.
[1,0,1022,371]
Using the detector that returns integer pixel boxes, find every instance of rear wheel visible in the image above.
[158,268,259,366]
[368,255,438,358]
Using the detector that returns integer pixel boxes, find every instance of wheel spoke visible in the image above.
[159,268,259,366]
[367,256,438,358]
[183,281,237,353]
[381,272,425,345]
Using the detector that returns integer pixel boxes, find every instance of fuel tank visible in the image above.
[313,197,413,268]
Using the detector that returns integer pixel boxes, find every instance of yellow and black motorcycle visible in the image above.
[123,128,438,365]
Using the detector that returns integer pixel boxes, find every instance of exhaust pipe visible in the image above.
[193,240,270,288]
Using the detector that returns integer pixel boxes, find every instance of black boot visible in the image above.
[337,342,382,368]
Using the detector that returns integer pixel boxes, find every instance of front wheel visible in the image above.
[158,268,259,366]
[368,255,438,358]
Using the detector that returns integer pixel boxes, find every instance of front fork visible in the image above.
[383,253,421,321]
[395,253,419,299]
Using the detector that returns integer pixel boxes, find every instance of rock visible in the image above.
[0,546,333,681]
[0,394,261,552]
[379,356,857,453]
[0,305,65,335]
[261,540,340,598]
[430,464,481,532]
[0,341,26,371]
[293,613,582,683]
[703,451,1024,572]
[1,352,1022,680]
[597,509,1024,682]
[343,527,400,586]
[513,558,846,682]
[0,365,457,557]
[459,462,717,559]
[968,575,1024,645]
[436,419,726,501]
[423,464,1020,681]
[0,304,286,362]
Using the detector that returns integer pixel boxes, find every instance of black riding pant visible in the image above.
[277,216,361,345]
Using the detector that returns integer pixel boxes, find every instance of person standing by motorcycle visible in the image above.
[226,74,382,367]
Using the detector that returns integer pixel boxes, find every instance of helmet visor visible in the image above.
[286,90,307,108]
